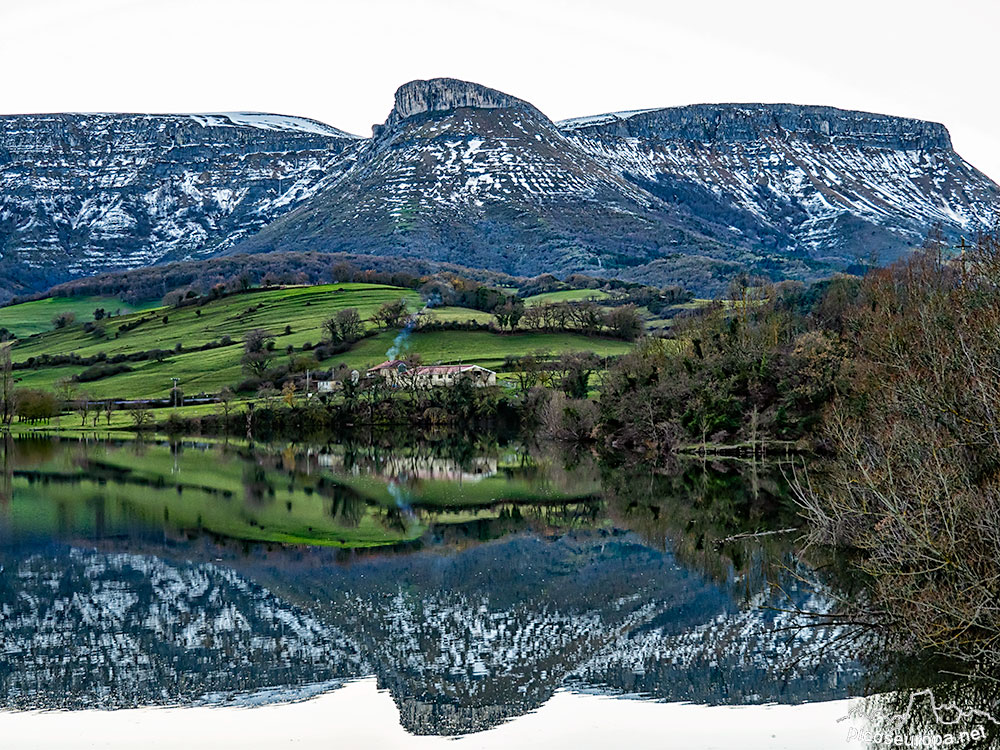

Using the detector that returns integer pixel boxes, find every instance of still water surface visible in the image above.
[0,436,992,748]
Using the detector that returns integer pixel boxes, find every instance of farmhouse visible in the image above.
[367,360,497,388]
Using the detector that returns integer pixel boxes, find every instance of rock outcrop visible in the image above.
[560,102,953,149]
[375,77,546,135]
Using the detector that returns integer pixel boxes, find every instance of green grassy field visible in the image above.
[420,306,494,324]
[4,283,636,400]
[523,289,612,306]
[9,284,422,364]
[318,329,633,371]
[0,295,160,337]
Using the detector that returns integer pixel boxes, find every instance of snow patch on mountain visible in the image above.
[188,112,362,139]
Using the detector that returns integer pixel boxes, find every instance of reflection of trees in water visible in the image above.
[0,432,11,511]
[317,481,366,528]
[241,464,275,508]
[10,434,987,736]
[8,435,59,466]
[851,663,1000,748]
[600,458,802,601]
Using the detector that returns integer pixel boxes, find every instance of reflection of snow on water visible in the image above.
[0,537,877,737]
[0,550,364,710]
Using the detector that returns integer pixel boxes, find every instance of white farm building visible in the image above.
[367,360,497,388]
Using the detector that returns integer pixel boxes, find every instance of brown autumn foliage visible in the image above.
[796,234,1000,665]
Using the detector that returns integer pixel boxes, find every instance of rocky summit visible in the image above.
[1,78,998,299]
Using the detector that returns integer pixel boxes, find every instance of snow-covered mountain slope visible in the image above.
[232,82,1000,292]
[234,79,730,280]
[1,79,998,299]
[0,112,360,299]
[560,103,1000,269]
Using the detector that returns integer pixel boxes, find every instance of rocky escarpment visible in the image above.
[0,113,360,300]
[2,79,999,299]
[236,78,728,282]
[374,77,546,136]
[238,84,1000,292]
[560,103,954,149]
[560,103,999,271]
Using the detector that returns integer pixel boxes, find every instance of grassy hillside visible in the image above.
[0,295,159,337]
[10,284,421,363]
[523,289,612,306]
[5,283,635,400]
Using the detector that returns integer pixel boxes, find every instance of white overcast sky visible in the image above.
[2,0,998,180]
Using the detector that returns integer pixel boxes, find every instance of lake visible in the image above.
[0,435,993,748]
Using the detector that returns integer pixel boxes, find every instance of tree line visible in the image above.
[587,231,1000,671]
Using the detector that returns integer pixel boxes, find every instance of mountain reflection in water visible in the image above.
[0,436,989,742]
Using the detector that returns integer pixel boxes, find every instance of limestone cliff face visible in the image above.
[375,78,547,136]
[560,102,953,150]
[559,102,997,275]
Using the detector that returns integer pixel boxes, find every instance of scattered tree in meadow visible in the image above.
[55,377,76,406]
[241,329,275,376]
[372,299,409,329]
[218,387,235,420]
[128,405,154,430]
[52,312,76,329]
[76,394,91,427]
[0,347,12,428]
[493,298,525,331]
[337,308,363,342]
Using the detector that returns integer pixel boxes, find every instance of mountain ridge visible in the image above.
[1,77,997,300]
[559,101,953,149]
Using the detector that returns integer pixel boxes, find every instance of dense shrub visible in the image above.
[74,362,133,382]
[797,238,1000,666]
[14,389,59,423]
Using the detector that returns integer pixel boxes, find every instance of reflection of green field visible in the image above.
[4,440,600,548]
[8,479,419,547]
[338,472,597,507]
